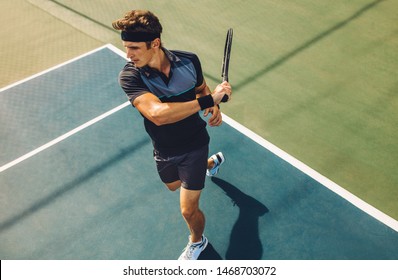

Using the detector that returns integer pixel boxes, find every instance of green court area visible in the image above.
[1,0,397,259]
[1,46,397,260]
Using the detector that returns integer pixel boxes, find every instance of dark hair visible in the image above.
[112,10,162,34]
[112,10,162,48]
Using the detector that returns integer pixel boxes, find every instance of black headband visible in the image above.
[121,31,160,42]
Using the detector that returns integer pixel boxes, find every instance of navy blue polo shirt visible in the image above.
[119,48,210,156]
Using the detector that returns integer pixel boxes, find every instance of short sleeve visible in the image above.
[118,62,150,104]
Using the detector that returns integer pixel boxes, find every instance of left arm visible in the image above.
[196,80,222,127]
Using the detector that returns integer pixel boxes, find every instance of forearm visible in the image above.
[134,80,230,126]
[146,99,202,125]
[196,85,212,98]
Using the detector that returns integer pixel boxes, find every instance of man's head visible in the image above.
[112,10,162,49]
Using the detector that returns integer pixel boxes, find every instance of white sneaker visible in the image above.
[178,235,208,260]
[206,152,225,177]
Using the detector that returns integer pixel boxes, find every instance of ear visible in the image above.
[152,38,161,48]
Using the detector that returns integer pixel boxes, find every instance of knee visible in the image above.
[181,205,198,221]
[165,181,181,192]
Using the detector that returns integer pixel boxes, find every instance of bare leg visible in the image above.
[180,188,205,243]
[165,180,181,192]
[207,157,214,169]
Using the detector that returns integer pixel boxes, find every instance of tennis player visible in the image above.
[112,10,232,260]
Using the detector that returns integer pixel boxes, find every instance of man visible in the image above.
[112,10,232,260]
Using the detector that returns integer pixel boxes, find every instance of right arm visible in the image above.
[133,92,202,126]
[133,81,231,126]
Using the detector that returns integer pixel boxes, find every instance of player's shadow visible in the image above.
[198,242,223,260]
[212,177,269,259]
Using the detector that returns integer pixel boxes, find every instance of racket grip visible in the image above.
[221,94,229,103]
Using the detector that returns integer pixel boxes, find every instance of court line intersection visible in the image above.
[1,44,397,233]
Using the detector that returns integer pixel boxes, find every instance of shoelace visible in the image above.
[181,242,202,259]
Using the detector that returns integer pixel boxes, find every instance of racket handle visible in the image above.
[220,75,229,102]
[221,94,229,102]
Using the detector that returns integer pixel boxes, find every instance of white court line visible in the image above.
[0,101,130,173]
[0,44,130,172]
[221,113,398,233]
[107,45,398,233]
[2,44,398,233]
[0,44,113,93]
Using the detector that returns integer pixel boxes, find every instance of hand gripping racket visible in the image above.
[221,28,233,102]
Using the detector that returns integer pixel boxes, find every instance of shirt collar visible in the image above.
[139,48,180,77]
[162,48,180,63]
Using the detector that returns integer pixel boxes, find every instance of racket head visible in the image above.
[221,28,233,82]
[221,28,233,102]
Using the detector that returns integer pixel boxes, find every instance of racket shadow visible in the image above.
[211,177,269,260]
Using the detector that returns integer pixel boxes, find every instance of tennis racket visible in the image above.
[221,28,233,102]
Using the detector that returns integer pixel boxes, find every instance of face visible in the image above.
[123,41,154,68]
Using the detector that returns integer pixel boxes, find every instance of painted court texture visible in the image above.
[0,46,397,259]
[1,0,397,260]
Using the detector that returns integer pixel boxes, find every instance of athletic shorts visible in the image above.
[153,145,209,191]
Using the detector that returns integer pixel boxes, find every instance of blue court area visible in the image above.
[1,46,398,260]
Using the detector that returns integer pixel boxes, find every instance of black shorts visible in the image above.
[153,145,209,190]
